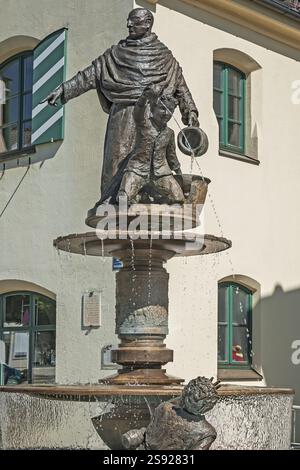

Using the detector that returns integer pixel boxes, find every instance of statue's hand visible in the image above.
[144,83,163,99]
[188,111,200,127]
[122,428,147,450]
[40,85,63,107]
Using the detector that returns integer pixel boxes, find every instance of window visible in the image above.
[0,51,33,155]
[213,62,245,154]
[0,292,56,384]
[218,282,252,367]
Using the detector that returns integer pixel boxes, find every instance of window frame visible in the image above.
[0,291,56,384]
[0,50,34,157]
[213,61,246,155]
[218,282,252,369]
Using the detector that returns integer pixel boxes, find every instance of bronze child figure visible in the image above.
[117,84,185,205]
[122,376,221,450]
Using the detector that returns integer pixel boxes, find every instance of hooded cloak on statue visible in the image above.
[62,33,198,203]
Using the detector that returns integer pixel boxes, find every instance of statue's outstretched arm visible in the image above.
[62,64,98,103]
[42,63,98,107]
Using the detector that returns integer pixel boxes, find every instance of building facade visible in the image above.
[0,0,300,437]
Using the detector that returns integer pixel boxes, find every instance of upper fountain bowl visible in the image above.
[86,174,211,230]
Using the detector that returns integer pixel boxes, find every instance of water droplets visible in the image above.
[161,102,236,277]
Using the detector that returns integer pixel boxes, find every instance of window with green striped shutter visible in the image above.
[0,29,67,160]
[31,28,67,145]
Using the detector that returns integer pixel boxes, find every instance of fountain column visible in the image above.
[105,246,183,385]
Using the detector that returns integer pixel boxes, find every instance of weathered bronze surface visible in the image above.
[86,175,210,229]
[177,126,209,157]
[122,377,220,450]
[44,8,199,204]
[115,86,184,205]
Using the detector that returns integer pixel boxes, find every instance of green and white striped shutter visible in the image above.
[31,28,67,145]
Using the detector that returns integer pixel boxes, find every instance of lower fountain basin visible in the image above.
[0,384,294,450]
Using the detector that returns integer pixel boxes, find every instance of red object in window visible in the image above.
[232,345,244,362]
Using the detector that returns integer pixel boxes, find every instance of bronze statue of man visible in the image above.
[44,8,199,203]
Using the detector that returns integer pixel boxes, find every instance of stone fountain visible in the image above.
[0,7,294,450]
[55,187,230,387]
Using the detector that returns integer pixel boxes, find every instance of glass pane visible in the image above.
[228,68,242,96]
[218,284,227,322]
[1,96,19,125]
[23,93,32,120]
[32,331,56,384]
[213,63,222,89]
[232,326,249,363]
[232,285,250,325]
[4,295,30,327]
[35,297,56,326]
[218,325,227,361]
[0,59,20,97]
[22,121,32,147]
[23,55,33,92]
[228,122,241,147]
[0,123,18,152]
[2,331,29,384]
[228,96,240,121]
[213,90,222,116]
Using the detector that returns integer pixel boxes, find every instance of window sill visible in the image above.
[218,368,263,381]
[0,145,36,164]
[219,149,260,166]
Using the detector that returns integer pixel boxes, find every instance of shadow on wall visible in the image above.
[260,284,300,442]
[141,0,300,62]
